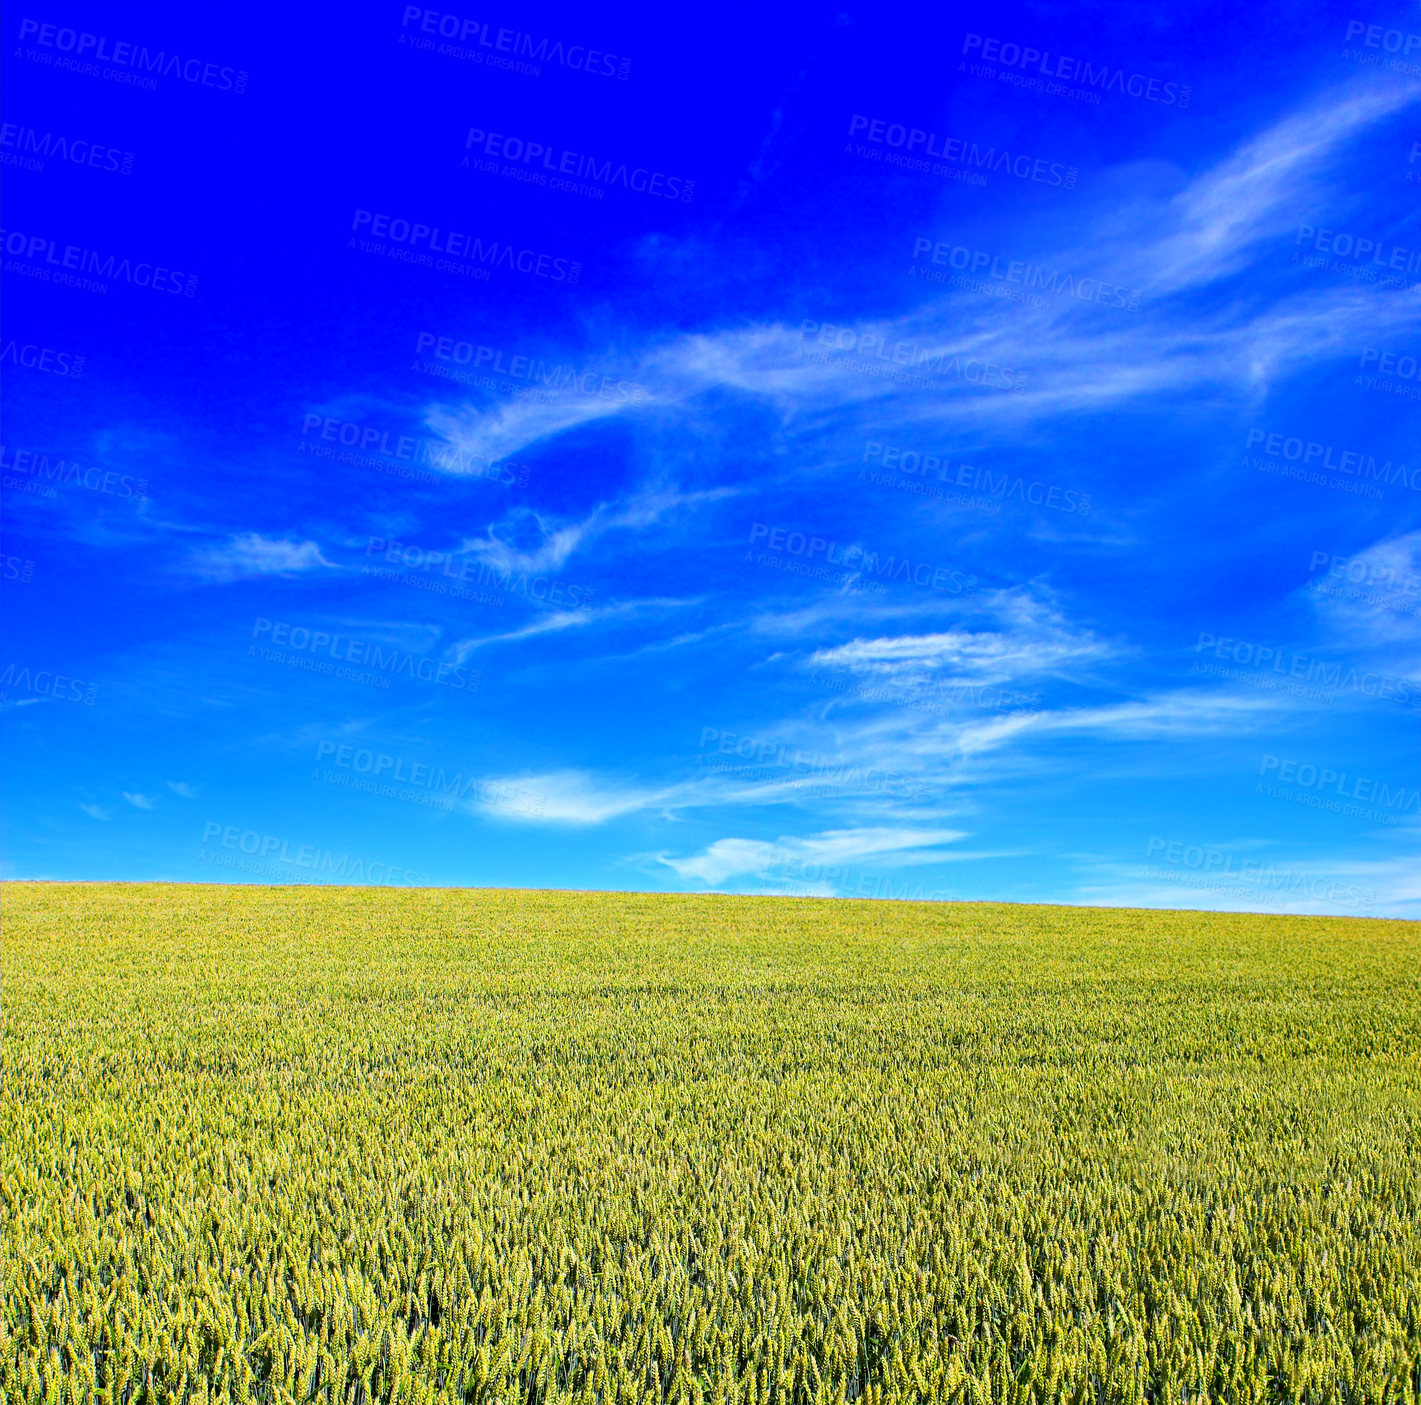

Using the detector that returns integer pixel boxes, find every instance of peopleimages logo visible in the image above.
[749,523,978,595]
[764,854,954,902]
[1343,18,1421,57]
[0,342,84,377]
[1259,755,1420,814]
[1294,224,1421,276]
[15,18,248,91]
[1192,632,1421,709]
[1359,347,1419,382]
[399,6,631,79]
[314,742,546,815]
[798,321,1027,392]
[199,823,429,885]
[365,538,595,608]
[249,619,478,691]
[0,228,198,296]
[350,209,579,283]
[300,415,528,485]
[464,128,694,202]
[1309,549,1420,598]
[697,728,926,801]
[1244,429,1418,493]
[0,445,147,499]
[848,114,1077,188]
[911,237,1140,309]
[414,332,648,403]
[0,663,97,705]
[0,122,135,174]
[863,442,1091,515]
[960,34,1190,106]
[1143,837,1376,911]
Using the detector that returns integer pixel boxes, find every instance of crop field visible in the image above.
[2,883,1419,1403]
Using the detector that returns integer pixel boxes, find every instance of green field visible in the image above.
[3,883,1419,1403]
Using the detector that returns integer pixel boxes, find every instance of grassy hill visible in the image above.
[3,882,1418,1401]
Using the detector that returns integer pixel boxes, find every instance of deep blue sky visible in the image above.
[3,0,1418,915]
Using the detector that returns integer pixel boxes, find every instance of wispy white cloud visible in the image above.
[166,781,198,798]
[469,769,680,825]
[1141,83,1421,294]
[1301,529,1421,662]
[604,85,1421,441]
[462,740,950,827]
[383,85,1421,913]
[79,803,109,820]
[656,825,969,886]
[451,597,698,660]
[452,485,739,579]
[187,533,334,582]
[1022,690,1287,744]
[453,505,598,576]
[1071,834,1421,918]
[688,680,1292,820]
[883,687,1284,765]
[808,603,1111,687]
[405,88,1421,606]
[122,792,158,810]
[425,379,647,468]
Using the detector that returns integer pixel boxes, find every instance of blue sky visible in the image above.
[3,0,1418,915]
